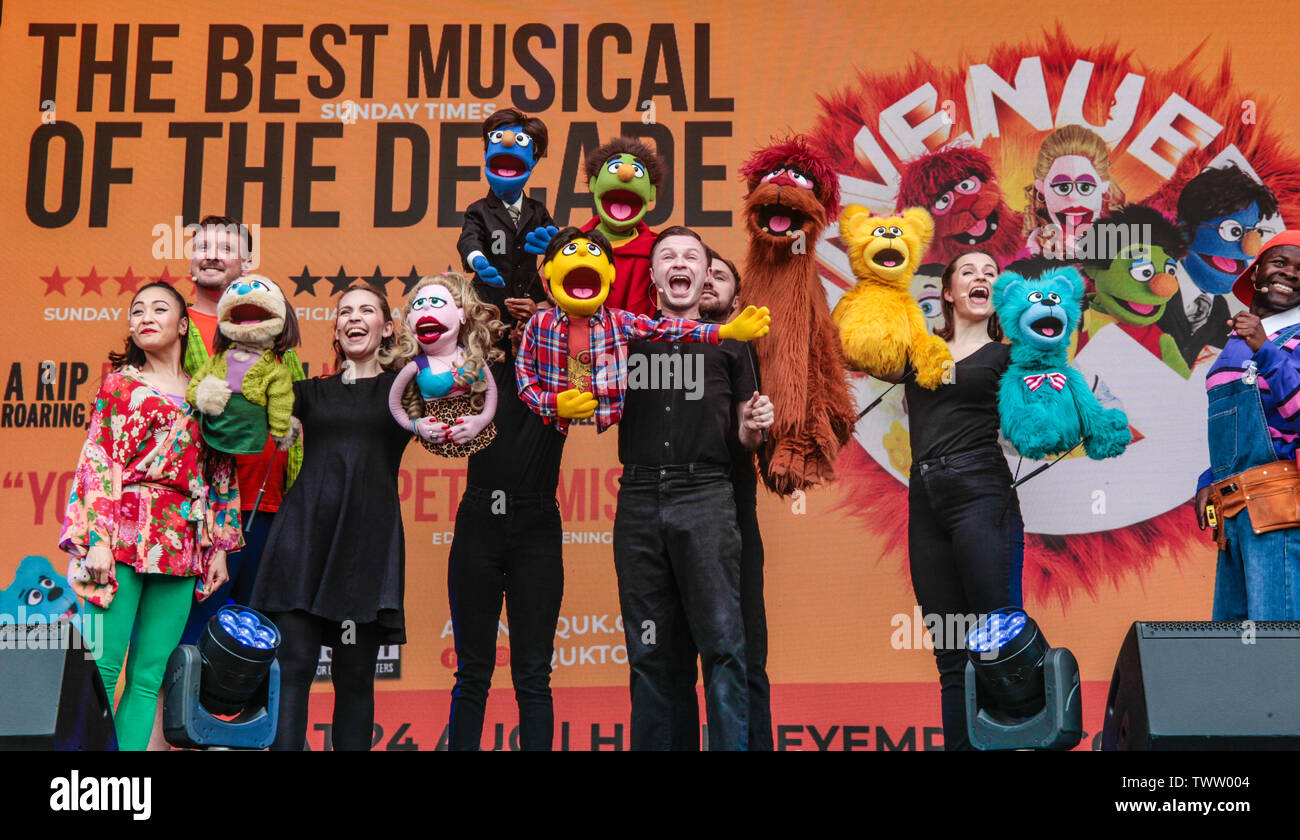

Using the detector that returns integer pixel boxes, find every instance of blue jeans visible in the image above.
[613,464,748,750]
[1213,509,1300,620]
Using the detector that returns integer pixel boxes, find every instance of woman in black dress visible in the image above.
[886,250,1025,751]
[251,282,415,751]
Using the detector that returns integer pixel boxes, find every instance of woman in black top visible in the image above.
[890,250,1025,751]
[251,282,414,751]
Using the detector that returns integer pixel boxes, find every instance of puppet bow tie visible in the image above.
[1023,372,1067,392]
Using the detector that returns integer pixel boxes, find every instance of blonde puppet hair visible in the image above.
[395,272,506,419]
[1021,124,1127,239]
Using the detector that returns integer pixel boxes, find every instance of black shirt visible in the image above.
[905,340,1010,464]
[457,193,553,355]
[728,341,762,491]
[618,335,757,468]
[465,360,566,495]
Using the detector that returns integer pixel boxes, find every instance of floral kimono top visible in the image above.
[59,367,242,577]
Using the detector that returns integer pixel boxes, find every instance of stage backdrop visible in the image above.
[3,0,1296,749]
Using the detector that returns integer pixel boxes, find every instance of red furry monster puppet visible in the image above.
[896,146,1023,267]
[738,136,856,496]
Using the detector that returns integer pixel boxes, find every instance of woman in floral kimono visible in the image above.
[59,282,242,750]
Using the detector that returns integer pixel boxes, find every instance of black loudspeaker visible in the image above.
[1102,621,1300,750]
[0,623,117,750]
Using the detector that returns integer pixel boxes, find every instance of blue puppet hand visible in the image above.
[524,225,559,256]
[470,255,504,287]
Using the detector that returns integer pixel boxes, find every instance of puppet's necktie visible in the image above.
[1023,372,1067,392]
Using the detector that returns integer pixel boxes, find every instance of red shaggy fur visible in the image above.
[741,135,842,217]
[739,139,855,496]
[896,147,1023,266]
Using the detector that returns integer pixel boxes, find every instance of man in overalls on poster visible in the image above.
[1197,230,1300,620]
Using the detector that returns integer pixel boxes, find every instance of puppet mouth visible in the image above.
[1200,253,1247,274]
[872,248,906,269]
[601,190,643,224]
[1116,298,1159,317]
[756,204,805,235]
[229,303,272,325]
[949,211,999,246]
[562,267,603,300]
[414,317,449,343]
[1057,207,1095,229]
[489,153,528,179]
[1031,315,1065,337]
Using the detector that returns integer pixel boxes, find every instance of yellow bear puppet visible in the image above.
[833,206,952,389]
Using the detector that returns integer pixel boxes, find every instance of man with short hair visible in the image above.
[613,226,773,750]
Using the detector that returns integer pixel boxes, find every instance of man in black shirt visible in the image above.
[613,226,774,750]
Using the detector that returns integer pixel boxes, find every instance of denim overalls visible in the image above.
[1207,325,1300,620]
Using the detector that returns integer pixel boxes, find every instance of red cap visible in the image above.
[1233,230,1300,306]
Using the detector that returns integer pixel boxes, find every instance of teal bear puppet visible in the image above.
[993,262,1131,461]
[0,555,82,630]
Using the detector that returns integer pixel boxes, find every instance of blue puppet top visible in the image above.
[484,115,542,205]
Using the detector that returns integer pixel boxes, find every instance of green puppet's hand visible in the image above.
[556,389,598,419]
[718,306,772,342]
[1159,333,1192,379]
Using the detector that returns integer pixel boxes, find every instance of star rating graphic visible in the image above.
[37,265,443,298]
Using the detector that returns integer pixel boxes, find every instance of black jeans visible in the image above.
[908,447,1024,751]
[268,610,383,751]
[670,480,772,750]
[447,487,564,751]
[613,464,748,750]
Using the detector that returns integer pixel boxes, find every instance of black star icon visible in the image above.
[291,265,320,296]
[362,265,391,293]
[325,265,355,295]
[398,265,425,294]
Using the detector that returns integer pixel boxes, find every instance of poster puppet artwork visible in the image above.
[388,273,506,458]
[738,136,856,495]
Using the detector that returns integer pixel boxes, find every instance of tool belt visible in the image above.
[1209,459,1300,549]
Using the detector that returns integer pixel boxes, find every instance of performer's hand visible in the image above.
[273,416,302,451]
[470,255,504,288]
[742,391,774,432]
[447,415,486,444]
[85,545,116,586]
[1195,485,1213,530]
[556,388,597,419]
[524,225,559,255]
[197,551,229,602]
[1229,311,1267,352]
[413,416,450,443]
[504,297,538,321]
[509,323,526,356]
[718,305,771,342]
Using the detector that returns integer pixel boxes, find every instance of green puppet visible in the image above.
[1078,206,1190,378]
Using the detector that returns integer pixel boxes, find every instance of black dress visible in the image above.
[251,371,412,645]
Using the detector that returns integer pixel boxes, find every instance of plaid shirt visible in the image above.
[515,306,721,434]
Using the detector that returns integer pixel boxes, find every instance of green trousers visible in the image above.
[85,563,195,751]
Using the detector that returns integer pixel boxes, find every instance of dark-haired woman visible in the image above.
[59,282,241,750]
[251,283,415,751]
[886,250,1025,751]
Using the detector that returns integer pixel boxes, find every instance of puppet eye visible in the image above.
[632,163,645,178]
[1050,182,1073,196]
[514,132,531,147]
[607,159,624,175]
[488,130,504,144]
[760,168,785,184]
[787,171,813,189]
[1075,182,1096,196]
[872,226,888,236]
[933,192,953,214]
[1218,219,1246,241]
[1027,291,1044,303]
[429,297,446,308]
[586,242,603,257]
[40,577,54,589]
[1165,259,1178,275]
[562,242,580,256]
[954,177,981,194]
[888,226,903,236]
[1129,263,1155,283]
[916,294,940,317]
[1046,292,1061,304]
[26,590,43,606]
